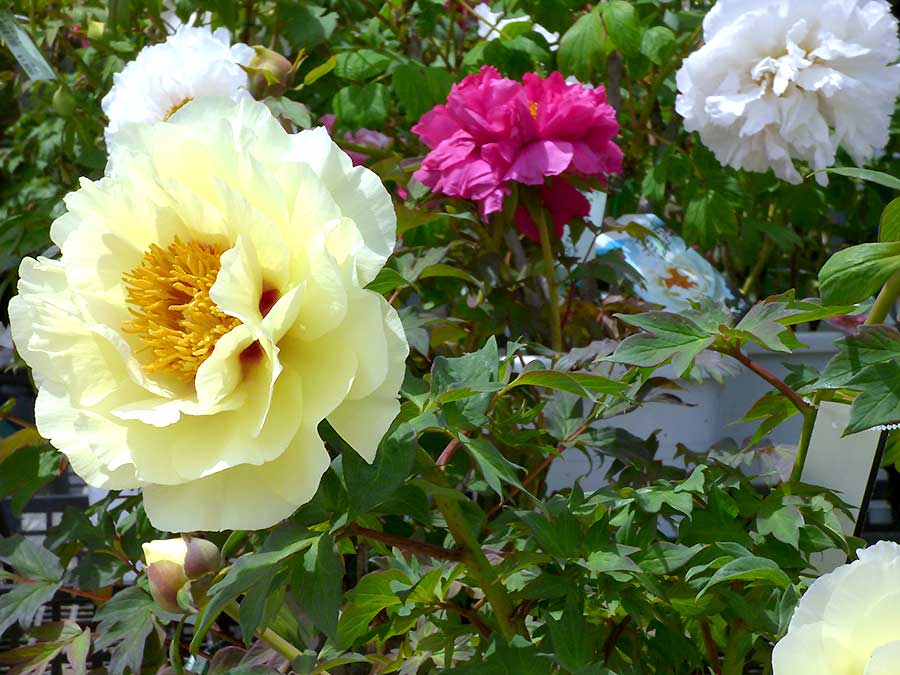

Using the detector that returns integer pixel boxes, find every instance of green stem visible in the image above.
[721,621,748,675]
[740,237,775,297]
[419,449,517,640]
[790,405,817,483]
[536,207,563,352]
[866,269,900,325]
[433,494,517,641]
[223,600,301,662]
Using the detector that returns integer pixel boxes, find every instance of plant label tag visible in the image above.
[801,401,885,572]
[0,11,56,81]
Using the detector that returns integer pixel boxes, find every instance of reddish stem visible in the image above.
[723,346,812,415]
[345,524,465,562]
[485,420,590,520]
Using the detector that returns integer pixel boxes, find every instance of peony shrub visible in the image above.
[0,1,898,675]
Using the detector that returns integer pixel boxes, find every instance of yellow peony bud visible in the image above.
[143,537,221,613]
[245,46,294,99]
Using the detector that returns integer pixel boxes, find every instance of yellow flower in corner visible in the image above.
[9,98,408,532]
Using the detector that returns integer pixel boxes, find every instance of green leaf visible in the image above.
[640,25,676,65]
[0,445,63,515]
[547,595,592,672]
[192,531,317,650]
[417,263,480,285]
[503,369,626,400]
[343,422,418,516]
[281,4,337,48]
[333,83,390,129]
[518,510,582,558]
[819,242,900,304]
[461,436,524,497]
[296,534,343,640]
[608,312,715,375]
[0,10,56,81]
[265,98,312,129]
[337,569,408,647]
[335,50,391,81]
[880,198,900,242]
[0,580,61,636]
[844,361,900,434]
[303,55,337,86]
[602,0,642,57]
[392,64,455,121]
[557,8,610,83]
[731,301,800,352]
[430,337,499,430]
[0,535,63,580]
[698,556,791,597]
[757,504,804,548]
[818,326,900,389]
[93,587,157,675]
[815,167,900,190]
[637,543,705,575]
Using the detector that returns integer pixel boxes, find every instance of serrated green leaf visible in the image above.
[0,536,63,581]
[461,436,524,497]
[344,422,418,516]
[93,586,157,675]
[337,569,409,647]
[191,531,317,650]
[296,534,343,640]
[0,580,61,636]
[757,504,804,547]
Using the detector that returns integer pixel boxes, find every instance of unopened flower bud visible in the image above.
[52,87,77,117]
[245,46,294,99]
[142,537,220,614]
[183,537,222,580]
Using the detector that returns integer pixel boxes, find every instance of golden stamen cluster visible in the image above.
[122,237,240,381]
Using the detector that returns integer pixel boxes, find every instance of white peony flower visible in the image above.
[471,3,559,50]
[595,214,733,312]
[773,540,900,674]
[101,24,254,143]
[675,0,900,185]
[9,98,408,532]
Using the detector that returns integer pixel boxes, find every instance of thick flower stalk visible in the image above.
[412,66,622,241]
[773,541,900,674]
[675,0,900,184]
[10,98,408,532]
[101,24,254,142]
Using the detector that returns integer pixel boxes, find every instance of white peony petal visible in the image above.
[865,641,900,675]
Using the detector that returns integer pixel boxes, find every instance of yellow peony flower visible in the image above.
[9,97,408,532]
[772,541,900,674]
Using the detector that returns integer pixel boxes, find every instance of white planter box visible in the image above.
[546,331,843,492]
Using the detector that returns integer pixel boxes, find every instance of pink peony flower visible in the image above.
[506,72,622,185]
[412,66,622,239]
[412,66,521,215]
[320,114,393,166]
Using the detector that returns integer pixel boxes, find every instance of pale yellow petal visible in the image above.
[142,425,330,532]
